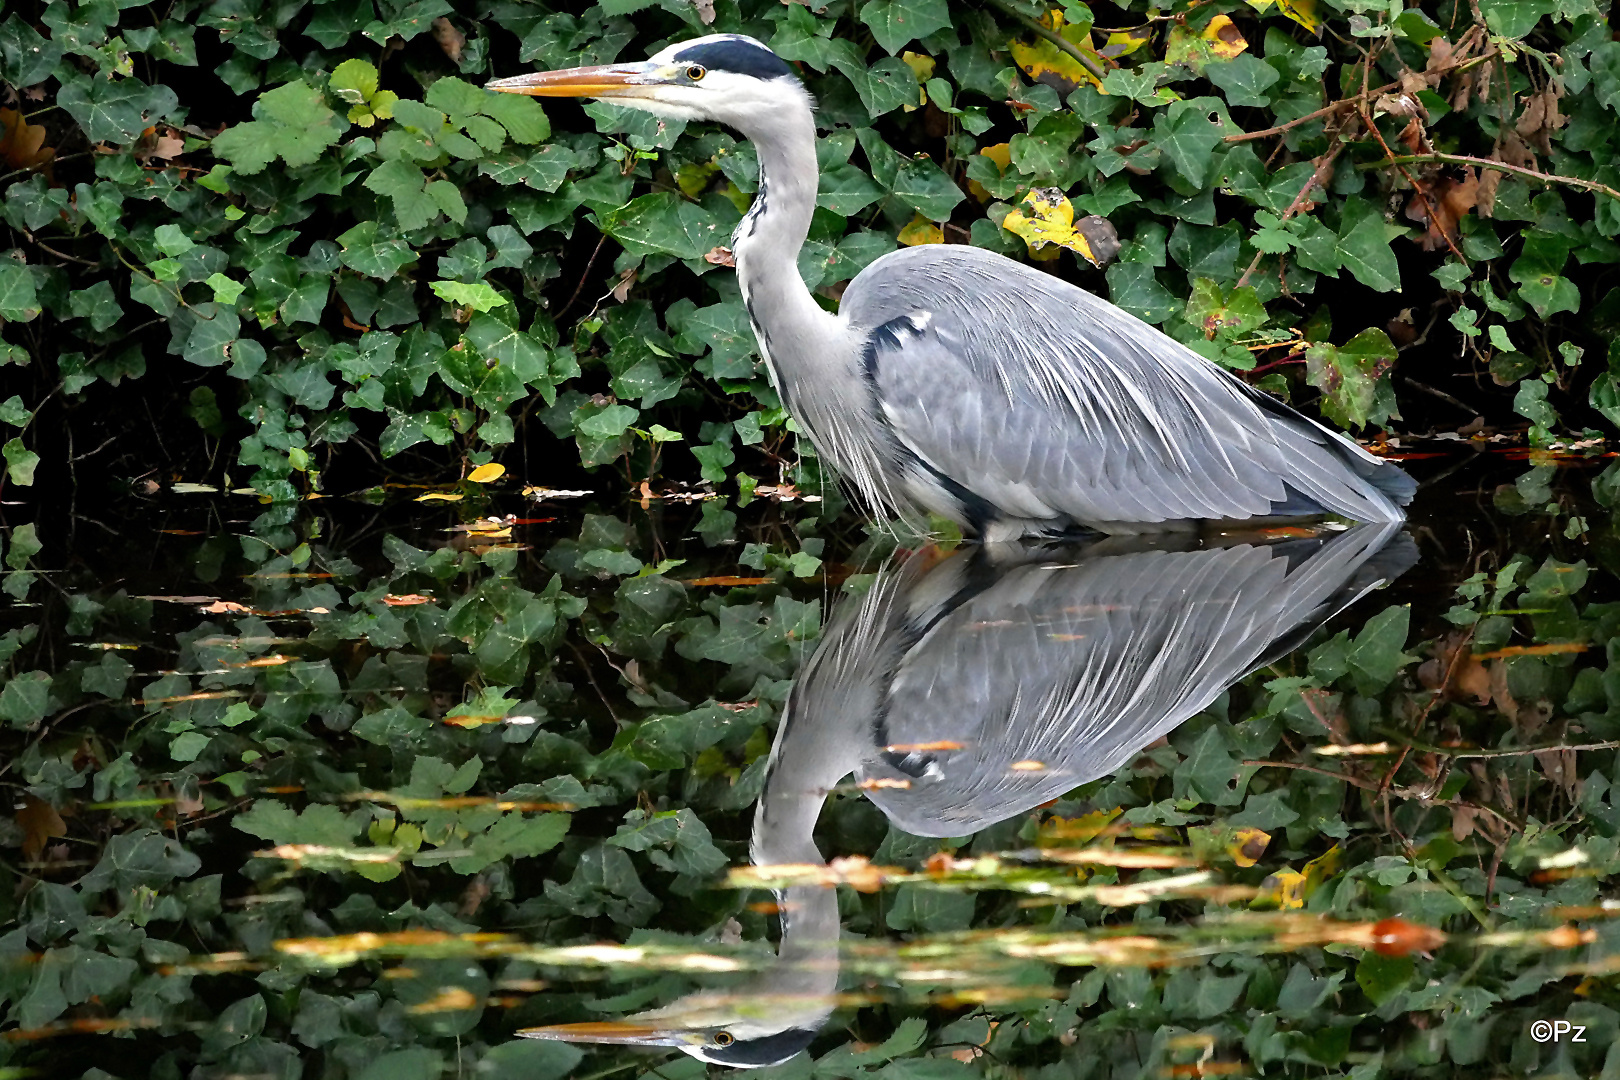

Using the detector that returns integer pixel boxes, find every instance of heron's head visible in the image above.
[518,990,822,1068]
[486,34,809,132]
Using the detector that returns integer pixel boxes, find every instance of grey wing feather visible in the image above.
[860,524,1406,836]
[841,245,1410,526]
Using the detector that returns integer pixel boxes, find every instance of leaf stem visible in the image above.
[980,0,1108,84]
[1355,153,1620,202]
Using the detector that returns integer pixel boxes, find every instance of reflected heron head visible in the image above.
[486,34,808,130]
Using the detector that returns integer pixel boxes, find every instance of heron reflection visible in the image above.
[521,524,1416,1065]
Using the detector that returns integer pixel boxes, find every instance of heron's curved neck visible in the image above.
[732,100,835,381]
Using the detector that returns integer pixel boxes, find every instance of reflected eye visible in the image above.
[713,1031,734,1047]
[686,65,706,81]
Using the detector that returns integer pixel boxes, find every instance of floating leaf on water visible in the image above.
[416,492,463,502]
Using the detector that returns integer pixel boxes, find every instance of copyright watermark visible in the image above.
[1530,1019,1587,1043]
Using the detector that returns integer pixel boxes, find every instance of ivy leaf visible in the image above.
[0,15,64,86]
[336,222,416,280]
[593,192,726,260]
[891,156,967,220]
[0,260,42,322]
[859,0,952,54]
[1,439,37,485]
[1305,328,1400,430]
[210,80,348,175]
[1204,54,1280,108]
[1335,197,1403,292]
[364,159,467,231]
[1183,279,1267,337]
[431,281,509,311]
[1152,105,1225,188]
[818,163,885,215]
[57,75,177,144]
[1106,262,1179,324]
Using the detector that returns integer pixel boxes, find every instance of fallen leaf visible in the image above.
[415,492,463,503]
[18,795,66,861]
[430,16,464,62]
[467,462,505,483]
[703,246,735,267]
[0,108,53,173]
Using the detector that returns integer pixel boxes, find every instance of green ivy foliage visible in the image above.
[3,0,1620,500]
[4,474,1620,1076]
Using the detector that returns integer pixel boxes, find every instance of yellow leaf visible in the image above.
[897,215,944,246]
[1246,0,1322,35]
[1039,806,1122,845]
[1203,15,1249,59]
[1227,827,1272,867]
[1255,868,1307,910]
[900,50,936,82]
[999,189,1120,267]
[968,142,1011,202]
[1302,842,1343,892]
[467,462,505,483]
[1009,10,1105,93]
[1102,26,1154,59]
[675,162,717,198]
[415,492,463,503]
[1166,15,1248,75]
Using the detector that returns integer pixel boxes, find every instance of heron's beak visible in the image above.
[517,1019,703,1048]
[486,63,664,100]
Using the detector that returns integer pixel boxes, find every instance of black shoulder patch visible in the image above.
[672,38,795,80]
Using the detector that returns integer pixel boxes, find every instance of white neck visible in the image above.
[728,96,839,394]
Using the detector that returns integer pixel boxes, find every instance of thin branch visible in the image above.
[981,0,1108,83]
[1235,143,1342,288]
[1357,153,1620,202]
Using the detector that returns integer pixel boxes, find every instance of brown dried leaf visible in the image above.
[610,267,636,303]
[703,245,736,267]
[18,795,66,862]
[0,107,53,172]
[1450,71,1473,113]
[1404,169,1477,251]
[1477,168,1502,217]
[1425,37,1454,86]
[1398,116,1430,155]
[1451,803,1477,842]
[431,17,464,62]
[1499,131,1535,169]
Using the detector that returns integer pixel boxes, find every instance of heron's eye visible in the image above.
[686,65,706,81]
[713,1031,734,1047]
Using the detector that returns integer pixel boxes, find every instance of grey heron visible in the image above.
[488,36,1416,540]
[516,525,1415,1065]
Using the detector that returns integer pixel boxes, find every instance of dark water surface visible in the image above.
[5,448,1620,1080]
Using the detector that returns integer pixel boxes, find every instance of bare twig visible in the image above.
[1357,153,1620,202]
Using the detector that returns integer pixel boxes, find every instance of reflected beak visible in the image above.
[517,1020,700,1048]
[486,63,662,100]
